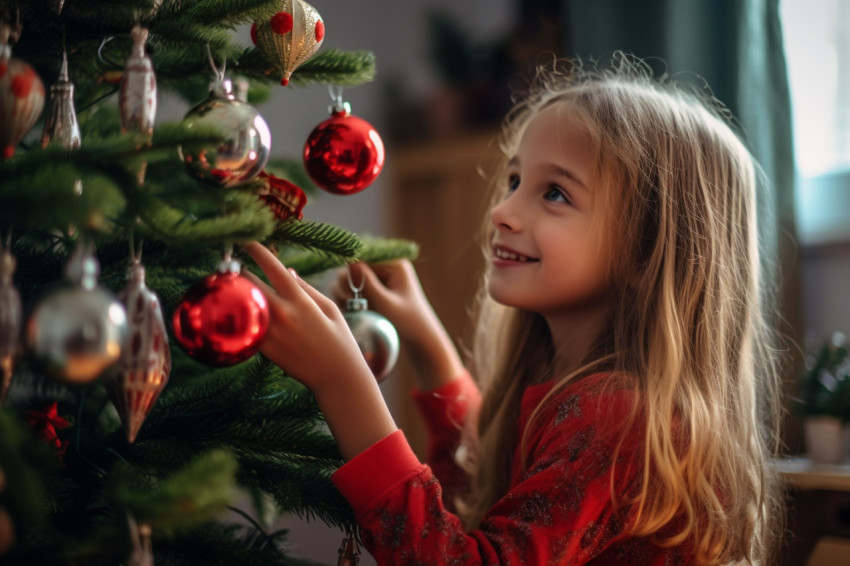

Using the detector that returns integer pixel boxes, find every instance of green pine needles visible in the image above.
[0,1,414,564]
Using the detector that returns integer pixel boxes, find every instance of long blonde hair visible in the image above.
[463,54,783,565]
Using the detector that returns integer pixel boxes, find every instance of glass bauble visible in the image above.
[178,79,271,188]
[172,258,269,367]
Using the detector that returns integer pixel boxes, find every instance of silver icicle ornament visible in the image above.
[25,242,128,385]
[0,246,22,404]
[343,268,399,383]
[107,259,171,443]
[41,50,81,150]
[119,24,157,140]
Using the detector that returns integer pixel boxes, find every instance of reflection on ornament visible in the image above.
[178,78,271,188]
[0,24,45,159]
[252,0,324,86]
[0,247,21,404]
[256,171,307,221]
[108,260,171,443]
[25,243,128,384]
[172,256,269,367]
[304,102,385,195]
[41,50,81,150]
[119,25,157,139]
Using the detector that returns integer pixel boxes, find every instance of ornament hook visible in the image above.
[97,35,124,70]
[206,43,226,82]
[346,263,365,299]
[327,85,349,113]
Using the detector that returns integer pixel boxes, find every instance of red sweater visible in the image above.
[331,372,691,565]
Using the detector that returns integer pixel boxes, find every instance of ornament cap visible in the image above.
[346,297,369,312]
[217,255,242,275]
[130,24,149,56]
[211,77,236,100]
[127,261,147,285]
[65,244,100,290]
[329,101,351,116]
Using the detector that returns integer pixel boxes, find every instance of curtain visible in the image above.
[562,0,803,451]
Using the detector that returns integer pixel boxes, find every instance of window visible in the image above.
[781,0,850,245]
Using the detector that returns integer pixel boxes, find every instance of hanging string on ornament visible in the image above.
[336,531,360,566]
[41,48,81,151]
[25,240,129,385]
[127,513,154,566]
[251,0,325,87]
[0,233,22,405]
[343,264,399,383]
[107,238,171,443]
[177,50,271,188]
[172,247,270,367]
[303,86,385,195]
[0,15,45,159]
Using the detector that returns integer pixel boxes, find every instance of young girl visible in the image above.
[243,53,784,565]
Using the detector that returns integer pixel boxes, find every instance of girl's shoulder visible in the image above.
[531,372,643,446]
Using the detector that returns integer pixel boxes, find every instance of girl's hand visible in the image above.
[331,260,465,391]
[241,242,397,459]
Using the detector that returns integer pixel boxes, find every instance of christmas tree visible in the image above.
[0,1,414,563]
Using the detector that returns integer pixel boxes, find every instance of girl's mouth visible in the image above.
[493,245,538,263]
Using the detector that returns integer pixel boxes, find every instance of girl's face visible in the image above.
[488,104,617,323]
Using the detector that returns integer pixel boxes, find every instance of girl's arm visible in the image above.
[242,242,396,461]
[330,260,465,392]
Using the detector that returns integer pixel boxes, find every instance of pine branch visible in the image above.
[176,0,277,28]
[108,449,239,534]
[280,235,420,277]
[268,219,362,259]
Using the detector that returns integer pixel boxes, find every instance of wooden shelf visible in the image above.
[774,457,850,492]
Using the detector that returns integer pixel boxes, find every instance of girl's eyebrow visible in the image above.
[508,156,589,191]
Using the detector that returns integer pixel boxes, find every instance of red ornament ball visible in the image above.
[303,109,385,195]
[172,266,269,367]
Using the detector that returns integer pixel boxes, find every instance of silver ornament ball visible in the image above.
[344,298,399,383]
[25,247,128,385]
[178,78,271,188]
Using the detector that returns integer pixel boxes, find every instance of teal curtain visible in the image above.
[563,0,803,448]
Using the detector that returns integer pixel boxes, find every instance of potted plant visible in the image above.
[797,332,850,464]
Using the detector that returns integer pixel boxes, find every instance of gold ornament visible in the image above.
[253,0,325,86]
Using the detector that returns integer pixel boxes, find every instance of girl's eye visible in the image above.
[544,185,570,204]
[507,174,520,193]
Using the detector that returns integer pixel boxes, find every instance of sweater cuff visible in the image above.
[332,430,425,512]
[411,370,479,435]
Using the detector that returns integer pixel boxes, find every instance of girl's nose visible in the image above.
[490,193,521,232]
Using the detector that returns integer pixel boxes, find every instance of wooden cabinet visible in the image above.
[385,131,501,457]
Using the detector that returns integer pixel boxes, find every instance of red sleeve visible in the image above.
[410,371,480,506]
[331,384,683,565]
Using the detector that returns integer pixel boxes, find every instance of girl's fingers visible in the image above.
[242,242,298,295]
[242,244,340,320]
[288,268,342,319]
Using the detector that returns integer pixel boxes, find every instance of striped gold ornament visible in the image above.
[252,0,325,86]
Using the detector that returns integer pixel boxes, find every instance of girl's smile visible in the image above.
[492,244,539,265]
